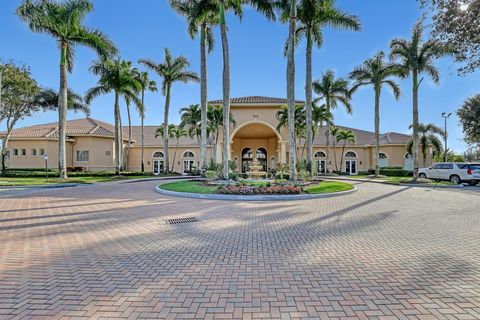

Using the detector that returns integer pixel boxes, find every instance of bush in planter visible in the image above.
[228,172,238,181]
[205,170,218,182]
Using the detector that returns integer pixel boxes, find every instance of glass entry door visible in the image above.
[153,160,164,175]
[345,160,357,175]
[316,160,326,174]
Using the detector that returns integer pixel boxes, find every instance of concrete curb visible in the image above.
[322,176,465,189]
[155,184,357,201]
[119,175,197,184]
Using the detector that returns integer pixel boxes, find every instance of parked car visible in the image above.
[418,162,480,185]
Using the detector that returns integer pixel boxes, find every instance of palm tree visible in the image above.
[136,72,157,172]
[170,0,218,175]
[85,59,141,175]
[313,70,352,172]
[407,123,445,167]
[276,105,306,161]
[37,88,90,116]
[16,0,117,179]
[180,104,202,140]
[390,20,451,180]
[207,104,236,164]
[312,102,333,140]
[156,124,187,172]
[336,129,355,172]
[329,126,340,172]
[139,49,199,173]
[219,0,275,179]
[349,51,402,177]
[285,0,297,181]
[285,0,360,173]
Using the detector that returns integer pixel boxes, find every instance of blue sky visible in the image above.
[1,0,479,152]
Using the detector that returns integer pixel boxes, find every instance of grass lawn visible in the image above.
[0,175,158,186]
[304,181,354,194]
[159,180,218,194]
[340,175,458,186]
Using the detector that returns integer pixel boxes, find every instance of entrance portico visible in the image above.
[229,121,286,173]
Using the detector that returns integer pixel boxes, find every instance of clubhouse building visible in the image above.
[1,96,424,175]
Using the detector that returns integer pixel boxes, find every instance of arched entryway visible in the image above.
[231,122,283,173]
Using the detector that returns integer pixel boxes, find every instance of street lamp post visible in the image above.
[44,155,48,180]
[441,112,452,162]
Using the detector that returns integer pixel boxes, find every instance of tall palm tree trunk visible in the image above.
[340,142,347,173]
[126,103,132,171]
[164,86,171,173]
[114,91,121,175]
[220,3,231,180]
[119,111,124,171]
[332,138,338,172]
[58,43,68,179]
[412,70,419,180]
[374,87,381,177]
[287,0,297,182]
[141,90,145,173]
[305,30,313,174]
[325,100,331,173]
[172,139,179,172]
[200,23,208,176]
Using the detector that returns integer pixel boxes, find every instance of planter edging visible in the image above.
[155,184,357,201]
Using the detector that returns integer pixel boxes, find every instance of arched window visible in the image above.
[183,151,195,158]
[314,151,326,158]
[405,153,413,159]
[256,148,268,172]
[241,148,253,173]
[379,152,388,159]
[153,151,164,158]
[345,151,357,158]
[256,148,267,160]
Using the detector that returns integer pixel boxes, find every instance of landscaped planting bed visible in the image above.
[159,180,354,196]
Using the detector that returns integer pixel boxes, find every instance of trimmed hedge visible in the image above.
[2,170,168,178]
[367,168,413,177]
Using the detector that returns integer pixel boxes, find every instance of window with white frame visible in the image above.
[345,151,357,158]
[76,150,89,162]
[39,148,45,156]
[31,149,37,157]
[21,149,26,156]
[379,152,388,159]
[314,151,326,158]
[13,149,19,157]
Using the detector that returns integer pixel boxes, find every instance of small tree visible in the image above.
[336,130,355,173]
[0,63,41,175]
[457,94,480,148]
[406,123,445,167]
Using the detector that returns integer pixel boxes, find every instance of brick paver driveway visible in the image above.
[0,180,479,319]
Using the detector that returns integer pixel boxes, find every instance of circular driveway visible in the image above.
[0,180,479,319]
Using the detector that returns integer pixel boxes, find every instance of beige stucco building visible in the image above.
[1,96,426,175]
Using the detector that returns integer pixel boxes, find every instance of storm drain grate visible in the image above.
[167,217,199,225]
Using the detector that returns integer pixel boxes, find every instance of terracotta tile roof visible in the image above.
[313,126,411,146]
[129,125,212,147]
[0,118,126,140]
[209,96,305,105]
[1,117,410,147]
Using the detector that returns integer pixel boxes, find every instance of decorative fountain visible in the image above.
[246,158,266,179]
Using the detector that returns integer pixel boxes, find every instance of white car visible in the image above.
[418,162,480,185]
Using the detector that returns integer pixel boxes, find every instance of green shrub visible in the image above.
[228,172,238,181]
[368,168,413,177]
[298,169,311,181]
[205,170,218,182]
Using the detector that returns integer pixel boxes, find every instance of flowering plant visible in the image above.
[217,185,302,195]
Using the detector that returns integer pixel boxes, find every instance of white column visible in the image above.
[281,141,287,164]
